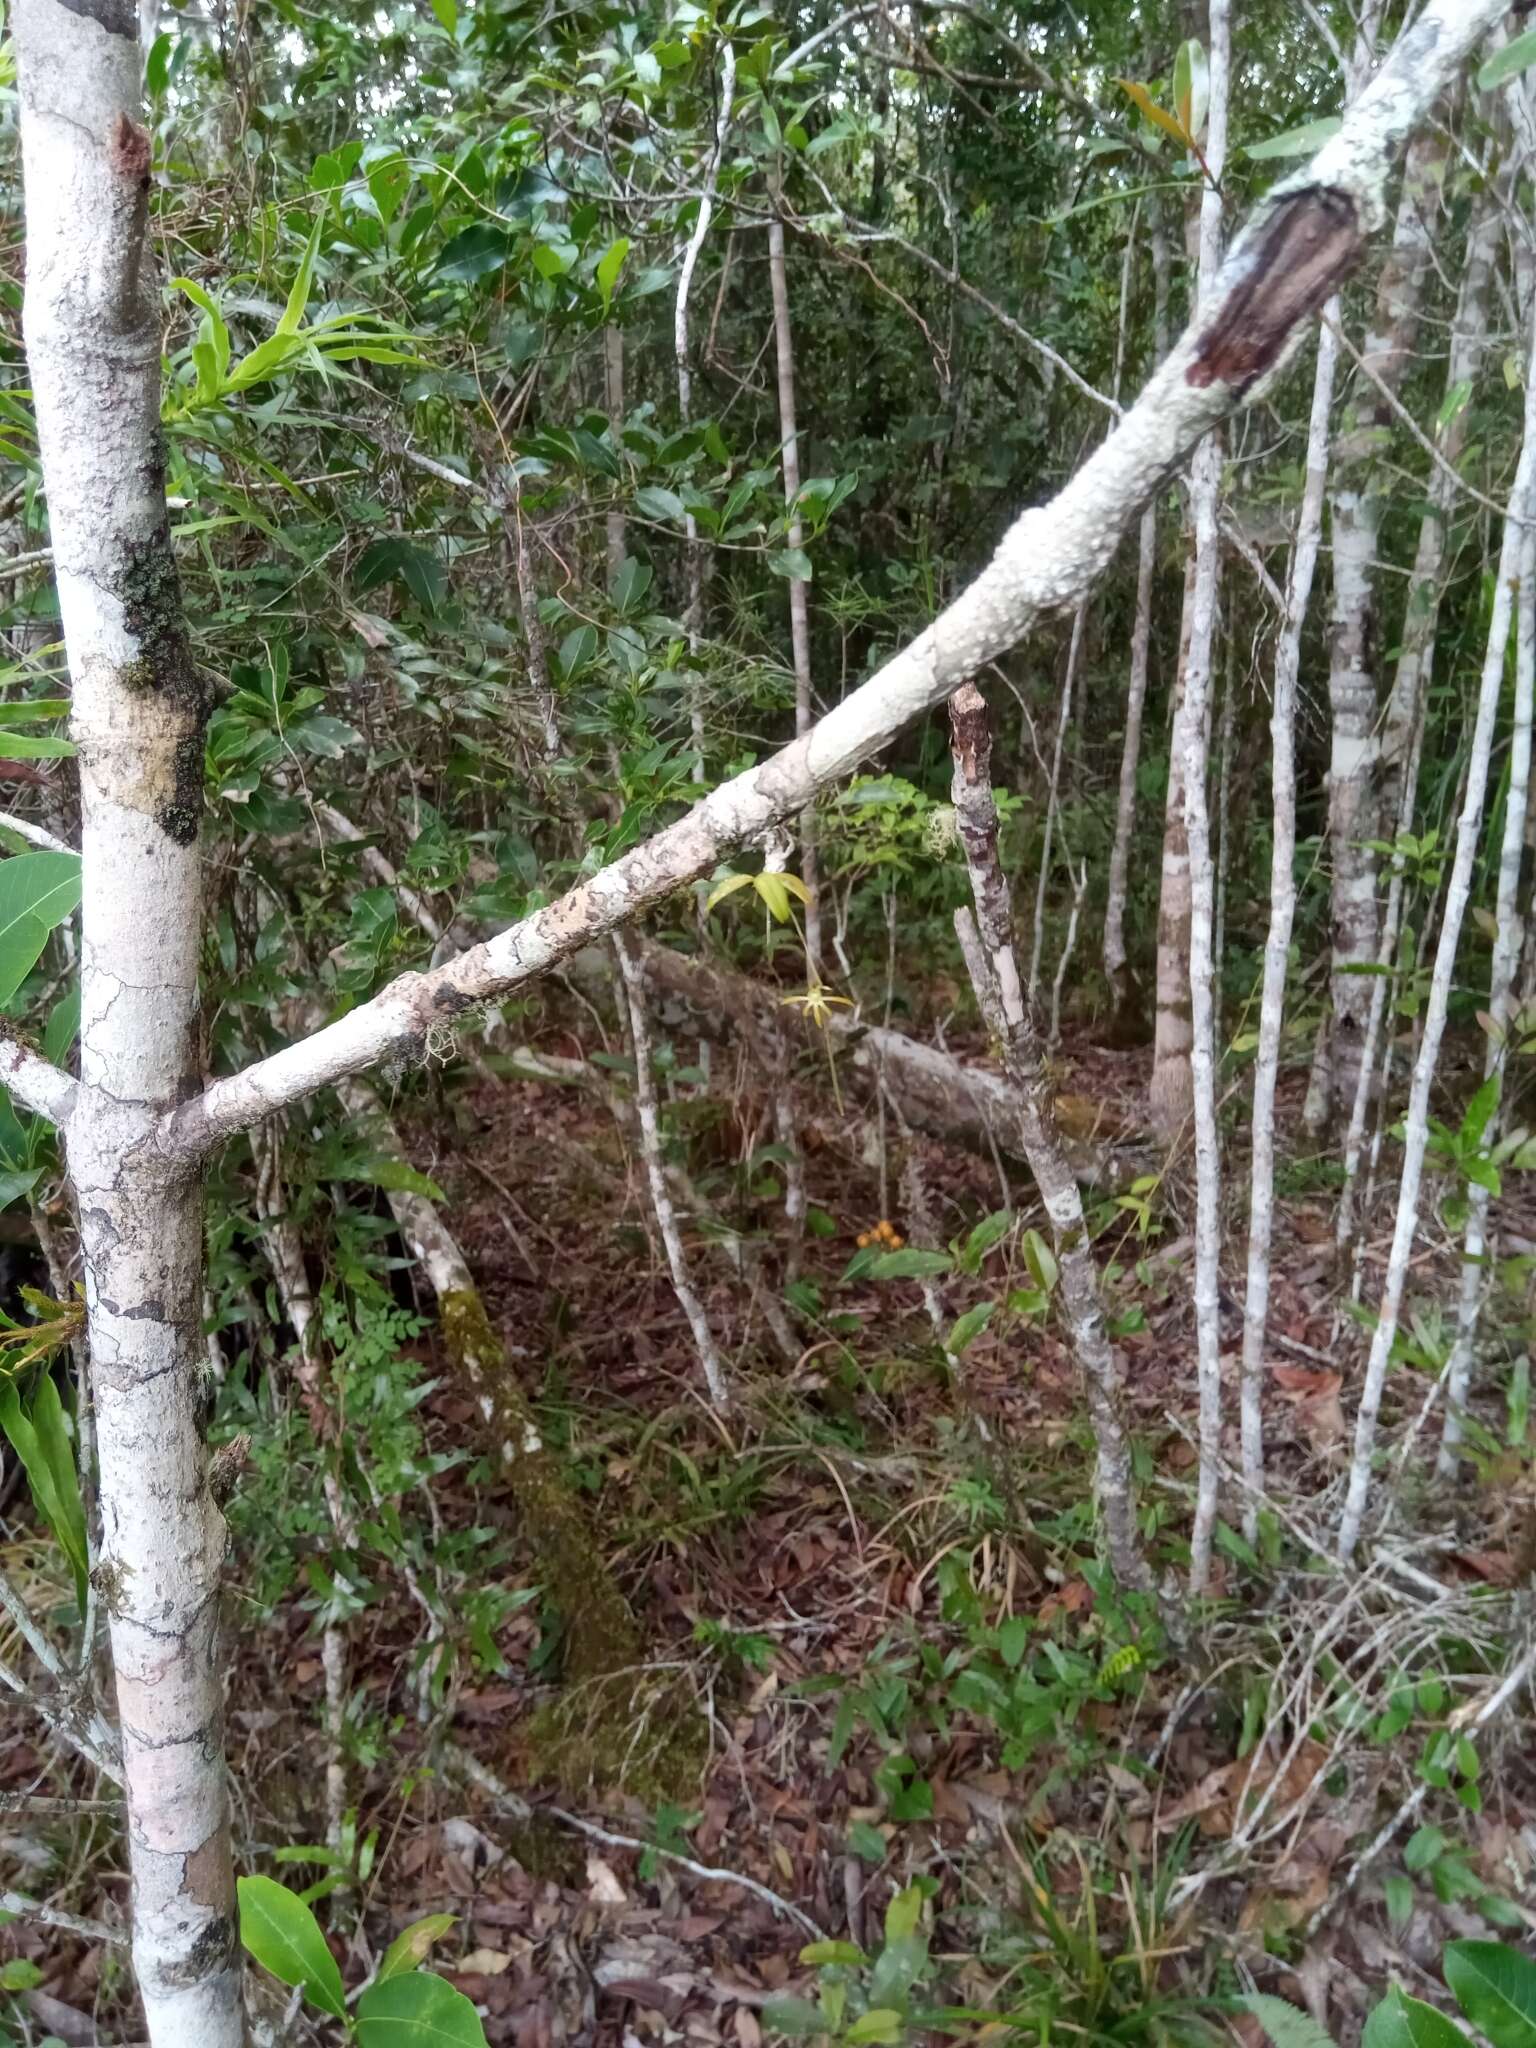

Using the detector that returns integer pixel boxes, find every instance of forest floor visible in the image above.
[4,1013,1536,2046]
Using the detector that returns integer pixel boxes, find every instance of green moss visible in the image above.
[439,1289,641,1682]
[112,526,213,846]
[438,1285,709,1800]
[525,1668,709,1805]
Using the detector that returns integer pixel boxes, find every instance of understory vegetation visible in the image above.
[4,0,1536,2043]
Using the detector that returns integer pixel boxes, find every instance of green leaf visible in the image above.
[0,700,69,727]
[1444,1941,1536,2048]
[769,547,813,580]
[0,734,75,759]
[378,1916,458,1983]
[1172,37,1208,142]
[1364,1989,1475,2048]
[277,217,324,338]
[436,224,512,284]
[1241,1994,1340,2048]
[1478,26,1536,91]
[356,1969,489,2047]
[798,1940,866,1967]
[0,1377,86,1610]
[1244,115,1342,159]
[634,485,686,522]
[1022,1227,1058,1293]
[845,2012,903,2043]
[868,1247,953,1280]
[946,1300,996,1354]
[354,538,445,613]
[596,236,631,313]
[430,0,456,30]
[237,1874,347,2019]
[0,853,82,1007]
[1383,1874,1414,1929]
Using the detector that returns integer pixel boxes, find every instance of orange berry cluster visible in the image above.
[856,1218,906,1251]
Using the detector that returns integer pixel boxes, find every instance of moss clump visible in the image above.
[439,1288,641,1683]
[438,1286,710,1801]
[524,1668,710,1806]
[490,1809,583,1886]
[114,526,214,846]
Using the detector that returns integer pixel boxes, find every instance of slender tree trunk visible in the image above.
[1313,126,1444,1128]
[605,324,626,587]
[14,4,240,2038]
[1239,317,1341,1541]
[614,931,730,1408]
[1173,0,1230,1591]
[1439,527,1536,1471]
[1338,295,1536,1562]
[1104,207,1172,1025]
[1335,187,1501,1248]
[1029,603,1086,1004]
[675,36,737,762]
[949,685,1149,1592]
[767,175,823,979]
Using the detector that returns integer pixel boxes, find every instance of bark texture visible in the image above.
[949,684,1149,1593]
[15,1,239,2038]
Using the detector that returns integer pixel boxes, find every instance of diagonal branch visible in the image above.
[159,0,1508,1163]
[0,1030,78,1128]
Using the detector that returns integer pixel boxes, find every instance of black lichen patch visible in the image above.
[54,0,136,33]
[113,527,213,845]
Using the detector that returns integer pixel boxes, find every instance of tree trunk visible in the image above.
[1104,203,1171,1027]
[1239,315,1340,1541]
[949,684,1149,1593]
[1338,293,1536,1562]
[767,177,823,978]
[1314,126,1444,1127]
[14,2,240,2038]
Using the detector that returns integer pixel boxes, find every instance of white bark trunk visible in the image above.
[1239,315,1340,1542]
[1176,0,1230,1593]
[949,684,1149,1592]
[1335,187,1502,1249]
[613,931,730,1407]
[14,2,240,2038]
[1439,524,1536,1471]
[767,179,823,979]
[1028,603,1086,1005]
[1337,294,1536,1562]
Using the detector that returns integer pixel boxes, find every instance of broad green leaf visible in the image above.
[869,1247,952,1280]
[378,1916,458,1983]
[1478,27,1536,91]
[1022,1227,1059,1293]
[634,485,686,522]
[1245,115,1342,159]
[769,546,813,580]
[1444,1941,1536,2048]
[946,1300,996,1354]
[1172,37,1208,142]
[1241,1994,1340,2048]
[596,236,631,312]
[0,853,82,1008]
[356,1969,489,2047]
[706,873,755,911]
[1364,1988,1474,2048]
[845,2011,903,2044]
[237,1874,347,2019]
